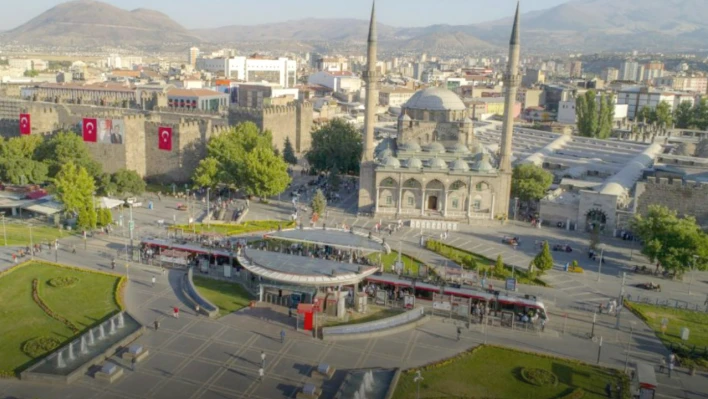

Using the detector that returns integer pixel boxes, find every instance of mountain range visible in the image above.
[2,0,708,52]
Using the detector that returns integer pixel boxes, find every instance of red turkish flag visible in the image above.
[158,126,172,151]
[82,118,97,142]
[19,113,31,135]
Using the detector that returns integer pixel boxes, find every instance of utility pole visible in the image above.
[591,312,597,338]
[624,323,635,372]
[596,244,605,282]
[596,336,603,364]
[1,214,6,246]
[29,224,34,258]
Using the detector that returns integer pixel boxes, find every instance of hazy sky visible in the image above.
[1,0,573,30]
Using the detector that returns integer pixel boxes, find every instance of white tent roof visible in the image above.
[99,197,124,209]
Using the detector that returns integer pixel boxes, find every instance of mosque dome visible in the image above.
[428,157,449,170]
[404,87,467,112]
[425,142,446,154]
[449,143,471,154]
[377,148,393,160]
[398,113,412,121]
[381,156,401,169]
[451,159,470,172]
[407,157,423,169]
[472,156,495,173]
[398,141,421,153]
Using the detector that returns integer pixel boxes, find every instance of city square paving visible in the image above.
[1,189,707,398]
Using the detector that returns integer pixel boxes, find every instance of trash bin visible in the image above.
[148,201,153,210]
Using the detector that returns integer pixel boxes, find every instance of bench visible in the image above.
[296,383,320,399]
[94,362,124,383]
[120,344,149,362]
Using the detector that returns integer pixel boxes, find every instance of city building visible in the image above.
[569,61,583,78]
[188,47,200,68]
[197,56,297,88]
[378,87,415,108]
[557,95,628,125]
[620,61,640,81]
[654,75,707,93]
[517,88,542,109]
[166,88,230,111]
[643,61,664,82]
[235,84,299,108]
[617,87,696,120]
[541,84,577,112]
[315,57,349,72]
[522,68,545,87]
[358,3,520,222]
[307,71,361,93]
[601,67,619,83]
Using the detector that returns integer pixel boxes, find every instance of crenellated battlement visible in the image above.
[645,176,708,188]
[211,125,230,135]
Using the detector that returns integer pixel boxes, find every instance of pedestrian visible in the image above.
[131,356,136,371]
[605,382,612,398]
[12,253,16,263]
[112,259,116,269]
[258,367,264,382]
[540,318,547,332]
[288,308,292,318]
[456,326,461,341]
[195,304,200,315]
[668,354,674,377]
[280,329,285,344]
[173,306,179,318]
[151,276,156,287]
[659,357,665,373]
[154,319,159,330]
[261,351,266,368]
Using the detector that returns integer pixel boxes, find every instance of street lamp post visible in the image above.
[596,244,605,282]
[624,322,636,372]
[596,336,603,364]
[29,224,34,258]
[688,255,699,295]
[206,188,211,227]
[513,197,519,221]
[413,370,423,399]
[1,214,7,246]
[591,311,597,338]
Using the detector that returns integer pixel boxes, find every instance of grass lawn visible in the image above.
[426,240,547,286]
[323,305,404,327]
[1,222,71,246]
[367,251,424,276]
[170,220,295,236]
[393,345,628,399]
[192,276,254,317]
[625,301,708,368]
[0,261,121,374]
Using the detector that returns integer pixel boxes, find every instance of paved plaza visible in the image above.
[1,187,707,398]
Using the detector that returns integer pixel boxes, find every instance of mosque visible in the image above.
[358,3,522,222]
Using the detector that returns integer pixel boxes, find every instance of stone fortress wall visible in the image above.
[0,97,313,183]
[636,176,708,226]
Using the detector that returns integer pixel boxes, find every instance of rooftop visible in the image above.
[404,87,466,112]
[167,88,226,97]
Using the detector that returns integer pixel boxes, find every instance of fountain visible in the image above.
[363,370,374,391]
[99,324,106,340]
[88,329,95,346]
[56,351,66,369]
[109,318,116,335]
[80,336,88,355]
[68,342,75,361]
[117,313,125,329]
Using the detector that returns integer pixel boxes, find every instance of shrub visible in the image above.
[32,279,80,333]
[520,367,558,387]
[47,276,79,288]
[21,336,61,358]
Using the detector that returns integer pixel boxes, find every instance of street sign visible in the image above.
[505,278,517,292]
[129,220,135,231]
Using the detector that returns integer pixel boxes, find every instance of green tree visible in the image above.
[282,137,298,165]
[111,169,145,196]
[311,189,327,217]
[37,131,102,178]
[531,241,554,275]
[693,98,708,130]
[575,90,615,139]
[495,254,505,277]
[673,101,695,129]
[511,164,553,202]
[630,205,708,275]
[589,224,601,250]
[23,69,39,77]
[192,157,222,189]
[637,106,653,123]
[54,162,96,217]
[96,173,117,196]
[242,147,291,198]
[196,122,275,189]
[306,119,363,174]
[0,136,48,184]
[96,207,113,227]
[654,101,673,129]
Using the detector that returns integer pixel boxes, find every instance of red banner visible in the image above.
[82,118,97,142]
[19,113,31,135]
[158,126,172,151]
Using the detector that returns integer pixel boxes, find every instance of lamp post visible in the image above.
[513,197,519,221]
[596,244,605,282]
[29,224,34,258]
[206,187,211,227]
[596,336,603,364]
[624,321,636,372]
[688,255,699,295]
[413,370,423,399]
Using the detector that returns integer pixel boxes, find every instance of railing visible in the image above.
[322,307,425,337]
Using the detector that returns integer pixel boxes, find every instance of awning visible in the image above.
[26,190,48,200]
[99,197,125,209]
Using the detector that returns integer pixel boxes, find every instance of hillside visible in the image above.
[1,0,200,47]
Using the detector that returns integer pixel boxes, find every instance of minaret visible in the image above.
[497,2,521,219]
[358,1,380,213]
[362,1,378,162]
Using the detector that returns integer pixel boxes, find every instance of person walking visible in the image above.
[261,351,266,368]
[258,367,264,382]
[605,382,612,398]
[173,306,179,318]
[668,353,675,377]
[151,276,156,287]
[659,357,666,373]
[131,357,136,372]
[456,326,462,341]
[280,329,286,344]
[154,319,160,331]
[195,304,200,316]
